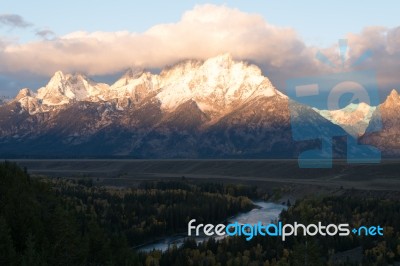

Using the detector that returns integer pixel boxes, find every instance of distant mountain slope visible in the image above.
[360,90,400,156]
[314,102,376,137]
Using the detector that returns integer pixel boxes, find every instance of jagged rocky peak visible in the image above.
[67,72,90,83]
[48,70,65,84]
[111,68,145,87]
[156,53,281,113]
[383,89,400,106]
[44,70,86,88]
[12,88,43,115]
[49,71,95,87]
[377,89,400,125]
[359,89,400,156]
[388,89,399,97]
[107,69,160,107]
[15,88,33,101]
[35,71,109,105]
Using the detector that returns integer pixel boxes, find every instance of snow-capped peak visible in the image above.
[156,54,281,114]
[314,102,376,136]
[36,71,109,105]
[49,70,65,85]
[15,88,33,101]
[105,54,283,115]
[377,89,400,113]
[107,70,159,106]
[110,68,145,88]
[384,89,400,106]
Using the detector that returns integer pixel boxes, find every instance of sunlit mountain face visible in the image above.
[360,90,400,156]
[1,54,393,158]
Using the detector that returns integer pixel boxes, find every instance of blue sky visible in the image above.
[2,0,399,47]
[0,1,400,97]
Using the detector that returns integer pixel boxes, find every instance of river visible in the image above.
[137,201,287,253]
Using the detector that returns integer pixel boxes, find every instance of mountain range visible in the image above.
[0,54,398,158]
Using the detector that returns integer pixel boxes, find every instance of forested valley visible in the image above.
[1,161,399,265]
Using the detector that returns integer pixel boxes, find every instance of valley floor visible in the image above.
[10,159,400,193]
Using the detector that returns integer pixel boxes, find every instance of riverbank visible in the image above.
[137,201,287,253]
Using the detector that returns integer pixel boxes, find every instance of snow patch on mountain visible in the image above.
[314,102,376,137]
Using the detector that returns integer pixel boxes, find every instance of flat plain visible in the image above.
[9,159,400,192]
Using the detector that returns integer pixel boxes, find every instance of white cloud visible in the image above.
[346,26,400,90]
[0,4,399,93]
[0,5,315,78]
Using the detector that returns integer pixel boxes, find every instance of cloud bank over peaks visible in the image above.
[0,5,316,77]
[0,4,399,95]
